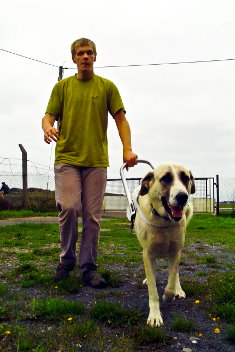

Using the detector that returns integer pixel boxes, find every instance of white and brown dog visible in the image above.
[133,162,195,327]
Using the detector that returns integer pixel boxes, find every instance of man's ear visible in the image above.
[139,172,154,196]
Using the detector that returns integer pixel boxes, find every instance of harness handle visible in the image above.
[120,160,154,225]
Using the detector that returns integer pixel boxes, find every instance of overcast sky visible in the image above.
[1,0,235,181]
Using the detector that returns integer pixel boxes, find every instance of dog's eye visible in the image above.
[180,172,190,185]
[160,173,173,184]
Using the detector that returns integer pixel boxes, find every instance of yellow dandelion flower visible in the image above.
[198,333,203,337]
[214,328,221,334]
[212,316,220,321]
[54,286,58,289]
[4,331,11,335]
[194,300,201,304]
[67,317,73,321]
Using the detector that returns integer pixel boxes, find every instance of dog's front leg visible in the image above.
[163,249,186,302]
[143,250,163,327]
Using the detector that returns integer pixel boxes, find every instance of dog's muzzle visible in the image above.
[161,192,188,222]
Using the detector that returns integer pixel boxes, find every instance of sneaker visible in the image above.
[54,263,74,282]
[83,270,107,289]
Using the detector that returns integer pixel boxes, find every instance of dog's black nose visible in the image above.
[176,192,188,206]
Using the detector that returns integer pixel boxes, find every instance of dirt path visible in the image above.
[0,216,59,226]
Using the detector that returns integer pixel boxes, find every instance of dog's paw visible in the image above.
[147,312,164,327]
[163,289,175,303]
[163,288,186,302]
[175,287,186,299]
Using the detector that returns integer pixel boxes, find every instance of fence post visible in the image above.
[215,175,219,216]
[19,144,28,209]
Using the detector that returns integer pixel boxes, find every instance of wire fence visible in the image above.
[0,157,234,214]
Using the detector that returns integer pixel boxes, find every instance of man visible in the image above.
[42,38,138,288]
[0,182,10,194]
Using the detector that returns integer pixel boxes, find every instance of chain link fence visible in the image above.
[0,157,234,215]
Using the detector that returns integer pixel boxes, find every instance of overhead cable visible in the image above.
[1,48,235,69]
[0,48,58,68]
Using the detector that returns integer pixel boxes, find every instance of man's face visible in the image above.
[72,45,96,73]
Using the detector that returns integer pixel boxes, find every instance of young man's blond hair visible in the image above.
[71,38,97,57]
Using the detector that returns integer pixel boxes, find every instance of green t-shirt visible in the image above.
[46,74,125,167]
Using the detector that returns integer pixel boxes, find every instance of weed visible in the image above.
[113,334,134,352]
[89,301,144,327]
[0,305,6,318]
[0,282,8,296]
[203,272,235,325]
[198,255,217,264]
[182,281,205,297]
[62,319,98,339]
[216,303,235,323]
[0,323,58,352]
[21,271,52,288]
[98,254,126,264]
[196,271,208,277]
[227,324,235,344]
[55,274,82,294]
[31,298,85,319]
[172,316,197,332]
[100,268,123,288]
[14,262,38,274]
[133,326,171,347]
[17,252,37,261]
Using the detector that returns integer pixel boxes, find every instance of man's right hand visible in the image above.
[42,114,59,144]
[44,127,60,144]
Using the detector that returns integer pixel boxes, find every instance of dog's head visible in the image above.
[139,163,195,222]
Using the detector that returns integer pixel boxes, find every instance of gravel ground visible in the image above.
[0,216,234,352]
[20,245,234,352]
[71,256,234,352]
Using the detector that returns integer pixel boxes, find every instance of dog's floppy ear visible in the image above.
[139,171,154,196]
[189,171,196,194]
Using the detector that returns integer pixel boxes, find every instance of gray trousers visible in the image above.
[54,163,107,271]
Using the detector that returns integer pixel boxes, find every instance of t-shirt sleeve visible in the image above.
[107,81,126,117]
[45,83,61,120]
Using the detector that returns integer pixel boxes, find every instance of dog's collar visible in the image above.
[151,204,170,221]
[132,190,170,228]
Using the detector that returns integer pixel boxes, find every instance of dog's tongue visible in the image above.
[170,206,183,218]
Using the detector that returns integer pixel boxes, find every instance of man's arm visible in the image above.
[42,113,60,144]
[113,110,138,168]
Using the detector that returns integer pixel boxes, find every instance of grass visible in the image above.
[186,213,235,250]
[206,272,235,322]
[133,326,171,347]
[0,212,234,351]
[89,301,144,327]
[172,315,197,332]
[31,298,85,319]
[0,209,58,220]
